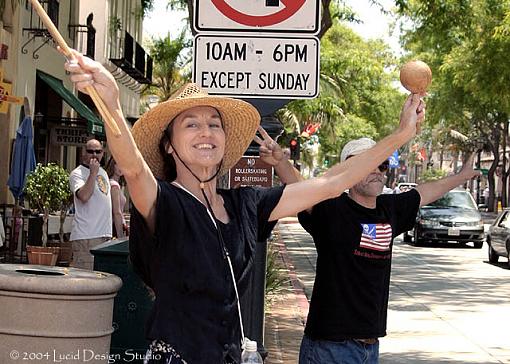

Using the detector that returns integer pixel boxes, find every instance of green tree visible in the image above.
[279,23,401,166]
[395,0,510,209]
[24,164,72,246]
[419,167,447,183]
[143,31,191,107]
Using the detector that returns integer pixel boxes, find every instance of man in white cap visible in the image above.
[290,137,479,364]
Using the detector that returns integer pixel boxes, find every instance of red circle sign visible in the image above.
[211,0,306,27]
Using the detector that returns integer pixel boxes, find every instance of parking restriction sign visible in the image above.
[194,0,320,34]
[193,34,319,98]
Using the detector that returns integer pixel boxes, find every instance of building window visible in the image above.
[47,0,60,29]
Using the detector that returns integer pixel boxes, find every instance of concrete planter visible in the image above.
[0,264,122,363]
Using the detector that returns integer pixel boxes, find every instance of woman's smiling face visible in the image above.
[169,106,226,170]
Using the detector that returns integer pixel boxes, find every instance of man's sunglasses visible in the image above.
[346,155,389,172]
[378,161,390,172]
[86,149,103,155]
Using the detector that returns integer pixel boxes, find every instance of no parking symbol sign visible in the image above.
[194,0,320,33]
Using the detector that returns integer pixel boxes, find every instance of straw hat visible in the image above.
[132,83,260,179]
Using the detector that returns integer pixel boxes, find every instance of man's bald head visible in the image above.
[82,139,104,165]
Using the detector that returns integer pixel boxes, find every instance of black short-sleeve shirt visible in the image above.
[129,181,284,364]
[298,189,420,341]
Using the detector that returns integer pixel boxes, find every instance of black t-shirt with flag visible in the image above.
[298,189,420,341]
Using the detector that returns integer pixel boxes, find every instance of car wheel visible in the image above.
[488,239,499,263]
[507,243,510,269]
[473,241,483,249]
[413,228,423,246]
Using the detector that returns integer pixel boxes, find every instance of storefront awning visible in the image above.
[36,70,104,136]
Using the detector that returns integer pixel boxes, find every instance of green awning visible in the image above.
[37,70,104,136]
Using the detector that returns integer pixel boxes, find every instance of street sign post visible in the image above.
[194,0,320,34]
[389,150,400,168]
[193,35,319,98]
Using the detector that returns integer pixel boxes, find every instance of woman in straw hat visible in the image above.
[64,50,424,364]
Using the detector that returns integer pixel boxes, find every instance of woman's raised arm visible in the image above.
[64,50,158,231]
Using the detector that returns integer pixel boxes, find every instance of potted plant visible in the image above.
[24,163,72,265]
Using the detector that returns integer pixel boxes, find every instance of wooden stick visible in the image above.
[28,0,122,137]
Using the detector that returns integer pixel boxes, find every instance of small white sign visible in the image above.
[194,0,320,34]
[193,35,319,99]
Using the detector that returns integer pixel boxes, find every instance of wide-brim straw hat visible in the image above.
[132,83,260,179]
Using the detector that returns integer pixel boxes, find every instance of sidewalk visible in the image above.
[264,218,309,364]
[262,216,509,364]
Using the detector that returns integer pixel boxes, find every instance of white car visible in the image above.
[396,182,417,193]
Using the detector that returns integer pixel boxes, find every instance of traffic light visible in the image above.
[290,138,300,160]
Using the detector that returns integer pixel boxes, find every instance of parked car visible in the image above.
[486,209,510,267]
[396,182,417,193]
[403,188,484,248]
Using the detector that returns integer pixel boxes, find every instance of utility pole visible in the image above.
[476,149,482,204]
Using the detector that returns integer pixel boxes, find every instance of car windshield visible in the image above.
[424,191,477,210]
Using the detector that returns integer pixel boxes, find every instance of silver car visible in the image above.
[486,209,510,267]
[404,189,484,248]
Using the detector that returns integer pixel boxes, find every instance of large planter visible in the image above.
[26,245,60,266]
[0,264,122,364]
[48,241,73,266]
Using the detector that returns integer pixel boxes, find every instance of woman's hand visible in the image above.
[254,126,287,166]
[61,48,120,111]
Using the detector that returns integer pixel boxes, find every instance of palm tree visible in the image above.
[142,31,191,108]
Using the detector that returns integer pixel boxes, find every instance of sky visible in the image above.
[142,0,402,54]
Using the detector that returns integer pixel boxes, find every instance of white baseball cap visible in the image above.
[340,137,376,162]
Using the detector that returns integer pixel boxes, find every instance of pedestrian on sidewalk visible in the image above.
[106,157,128,238]
[69,138,112,269]
[64,48,423,364]
[275,135,479,364]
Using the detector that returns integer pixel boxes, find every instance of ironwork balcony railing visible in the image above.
[109,30,152,87]
[21,0,60,59]
[69,14,96,59]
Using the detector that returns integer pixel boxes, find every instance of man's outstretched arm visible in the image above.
[415,154,480,207]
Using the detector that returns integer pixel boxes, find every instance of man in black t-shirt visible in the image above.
[282,137,479,364]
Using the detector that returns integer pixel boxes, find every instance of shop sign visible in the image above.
[0,68,23,114]
[50,125,91,147]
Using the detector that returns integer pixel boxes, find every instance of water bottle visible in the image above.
[241,339,263,364]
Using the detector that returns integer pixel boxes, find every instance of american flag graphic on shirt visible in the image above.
[359,223,392,251]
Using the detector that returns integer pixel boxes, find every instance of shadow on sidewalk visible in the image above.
[264,221,307,364]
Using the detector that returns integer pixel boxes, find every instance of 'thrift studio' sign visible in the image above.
[229,156,273,188]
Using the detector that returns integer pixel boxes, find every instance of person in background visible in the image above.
[106,157,127,238]
[483,186,490,206]
[381,173,394,194]
[69,139,112,269]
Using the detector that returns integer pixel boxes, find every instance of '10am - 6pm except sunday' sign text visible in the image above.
[193,35,319,98]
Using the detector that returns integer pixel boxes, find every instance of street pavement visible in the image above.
[264,216,510,364]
